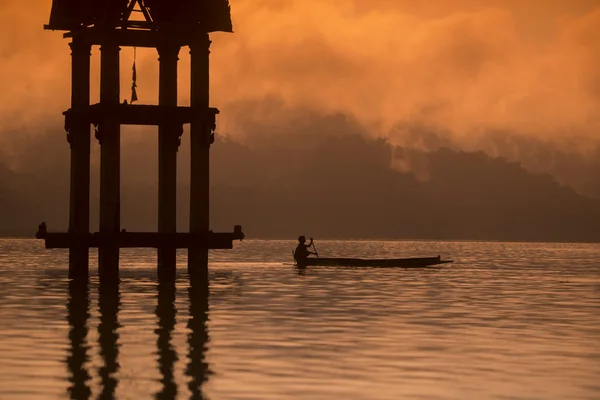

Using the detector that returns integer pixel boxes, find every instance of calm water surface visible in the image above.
[1,239,599,399]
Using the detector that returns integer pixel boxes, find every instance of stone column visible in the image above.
[98,41,121,280]
[188,34,212,280]
[68,38,92,280]
[158,44,181,281]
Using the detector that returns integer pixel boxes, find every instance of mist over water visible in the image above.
[3,122,600,241]
[3,116,600,241]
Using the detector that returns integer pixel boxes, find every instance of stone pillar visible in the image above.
[68,38,92,280]
[157,44,180,281]
[98,41,121,280]
[188,34,212,280]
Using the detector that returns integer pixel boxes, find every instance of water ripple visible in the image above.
[0,239,599,399]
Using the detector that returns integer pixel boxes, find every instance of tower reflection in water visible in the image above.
[98,277,121,399]
[187,277,211,399]
[66,271,211,399]
[66,278,92,400]
[155,276,211,400]
[156,281,178,399]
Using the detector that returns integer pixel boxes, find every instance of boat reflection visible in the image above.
[66,278,91,400]
[155,281,178,399]
[98,277,121,399]
[187,277,211,399]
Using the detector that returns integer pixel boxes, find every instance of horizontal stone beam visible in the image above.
[38,228,244,249]
[64,104,219,127]
[43,25,204,48]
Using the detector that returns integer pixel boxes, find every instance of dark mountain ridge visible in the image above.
[1,131,599,242]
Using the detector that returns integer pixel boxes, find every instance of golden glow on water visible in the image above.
[0,239,599,399]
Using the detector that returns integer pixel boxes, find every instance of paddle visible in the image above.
[311,238,319,258]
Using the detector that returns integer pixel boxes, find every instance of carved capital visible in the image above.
[94,124,102,145]
[99,42,121,53]
[66,132,74,148]
[157,44,181,62]
[207,110,217,132]
[189,35,212,55]
[69,39,92,56]
[64,114,74,148]
[176,124,184,151]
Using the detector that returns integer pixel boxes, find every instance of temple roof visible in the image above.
[47,0,233,34]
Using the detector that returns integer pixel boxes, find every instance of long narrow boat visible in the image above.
[296,255,453,268]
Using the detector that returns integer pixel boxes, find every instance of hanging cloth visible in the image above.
[131,47,138,103]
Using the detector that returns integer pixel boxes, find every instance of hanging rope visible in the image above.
[130,47,138,103]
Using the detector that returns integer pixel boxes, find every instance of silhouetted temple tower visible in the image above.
[40,0,244,282]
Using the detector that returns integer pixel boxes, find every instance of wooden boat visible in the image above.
[294,253,453,268]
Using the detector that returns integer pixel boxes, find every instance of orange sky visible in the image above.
[0,0,599,150]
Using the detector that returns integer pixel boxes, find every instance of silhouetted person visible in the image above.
[36,222,47,239]
[294,236,316,267]
[233,225,244,240]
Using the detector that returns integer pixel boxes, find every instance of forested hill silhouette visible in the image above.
[2,131,600,242]
[210,135,600,242]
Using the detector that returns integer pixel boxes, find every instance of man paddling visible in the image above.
[294,236,316,267]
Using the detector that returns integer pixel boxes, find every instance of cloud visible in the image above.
[206,0,600,143]
[1,0,600,186]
